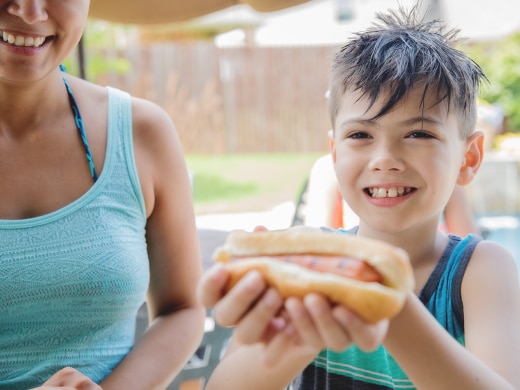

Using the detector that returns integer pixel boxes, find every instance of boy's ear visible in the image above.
[329,130,336,163]
[457,131,484,186]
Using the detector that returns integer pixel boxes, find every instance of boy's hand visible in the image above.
[285,293,388,352]
[197,264,286,344]
[30,367,102,390]
[197,265,389,361]
[258,294,389,367]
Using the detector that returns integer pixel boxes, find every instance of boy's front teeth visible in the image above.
[369,187,411,198]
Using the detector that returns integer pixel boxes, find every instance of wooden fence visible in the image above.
[90,42,340,154]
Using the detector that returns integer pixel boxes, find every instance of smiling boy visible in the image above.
[197,5,520,389]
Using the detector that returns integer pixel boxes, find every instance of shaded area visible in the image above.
[89,0,311,25]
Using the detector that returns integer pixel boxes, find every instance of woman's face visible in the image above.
[0,0,90,82]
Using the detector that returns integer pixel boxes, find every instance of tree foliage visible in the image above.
[63,20,132,82]
[464,31,520,133]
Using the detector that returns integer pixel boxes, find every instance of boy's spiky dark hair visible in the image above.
[328,5,487,136]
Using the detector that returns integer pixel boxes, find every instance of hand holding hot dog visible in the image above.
[211,226,414,323]
[197,226,412,356]
[197,262,389,360]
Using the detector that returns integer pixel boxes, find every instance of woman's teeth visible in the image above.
[2,32,46,47]
[368,187,412,198]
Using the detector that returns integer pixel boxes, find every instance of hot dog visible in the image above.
[213,226,414,323]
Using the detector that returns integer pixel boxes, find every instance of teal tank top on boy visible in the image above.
[0,87,150,389]
[292,232,481,390]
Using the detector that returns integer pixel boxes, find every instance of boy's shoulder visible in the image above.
[464,238,517,277]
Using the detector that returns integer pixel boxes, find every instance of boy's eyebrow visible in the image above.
[337,118,379,130]
[337,116,441,130]
[400,116,442,126]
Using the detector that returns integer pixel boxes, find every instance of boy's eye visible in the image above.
[348,131,371,139]
[407,131,434,139]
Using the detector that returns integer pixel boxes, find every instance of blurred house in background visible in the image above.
[198,0,520,47]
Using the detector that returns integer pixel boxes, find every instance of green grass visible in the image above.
[185,153,322,213]
[190,171,259,203]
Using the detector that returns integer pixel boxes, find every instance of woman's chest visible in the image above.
[0,129,106,220]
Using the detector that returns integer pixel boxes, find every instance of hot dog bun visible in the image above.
[213,226,414,323]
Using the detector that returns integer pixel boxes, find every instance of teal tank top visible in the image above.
[0,87,150,388]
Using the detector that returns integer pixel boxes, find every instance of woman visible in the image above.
[0,1,205,389]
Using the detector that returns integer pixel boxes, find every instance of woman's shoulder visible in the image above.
[67,78,179,158]
[67,78,171,129]
[130,94,174,134]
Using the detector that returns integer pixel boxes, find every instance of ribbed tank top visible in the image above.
[0,87,150,388]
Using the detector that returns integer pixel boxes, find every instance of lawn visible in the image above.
[185,153,322,215]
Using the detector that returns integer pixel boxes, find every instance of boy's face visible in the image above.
[330,86,482,234]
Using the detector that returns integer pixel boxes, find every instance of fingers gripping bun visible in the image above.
[213,226,414,323]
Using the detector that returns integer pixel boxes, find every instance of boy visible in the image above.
[197,5,520,389]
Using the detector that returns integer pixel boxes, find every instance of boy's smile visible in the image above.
[331,85,469,233]
[366,186,415,198]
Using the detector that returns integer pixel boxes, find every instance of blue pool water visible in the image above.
[478,214,520,270]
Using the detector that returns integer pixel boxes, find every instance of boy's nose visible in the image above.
[7,0,48,24]
[368,150,405,172]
